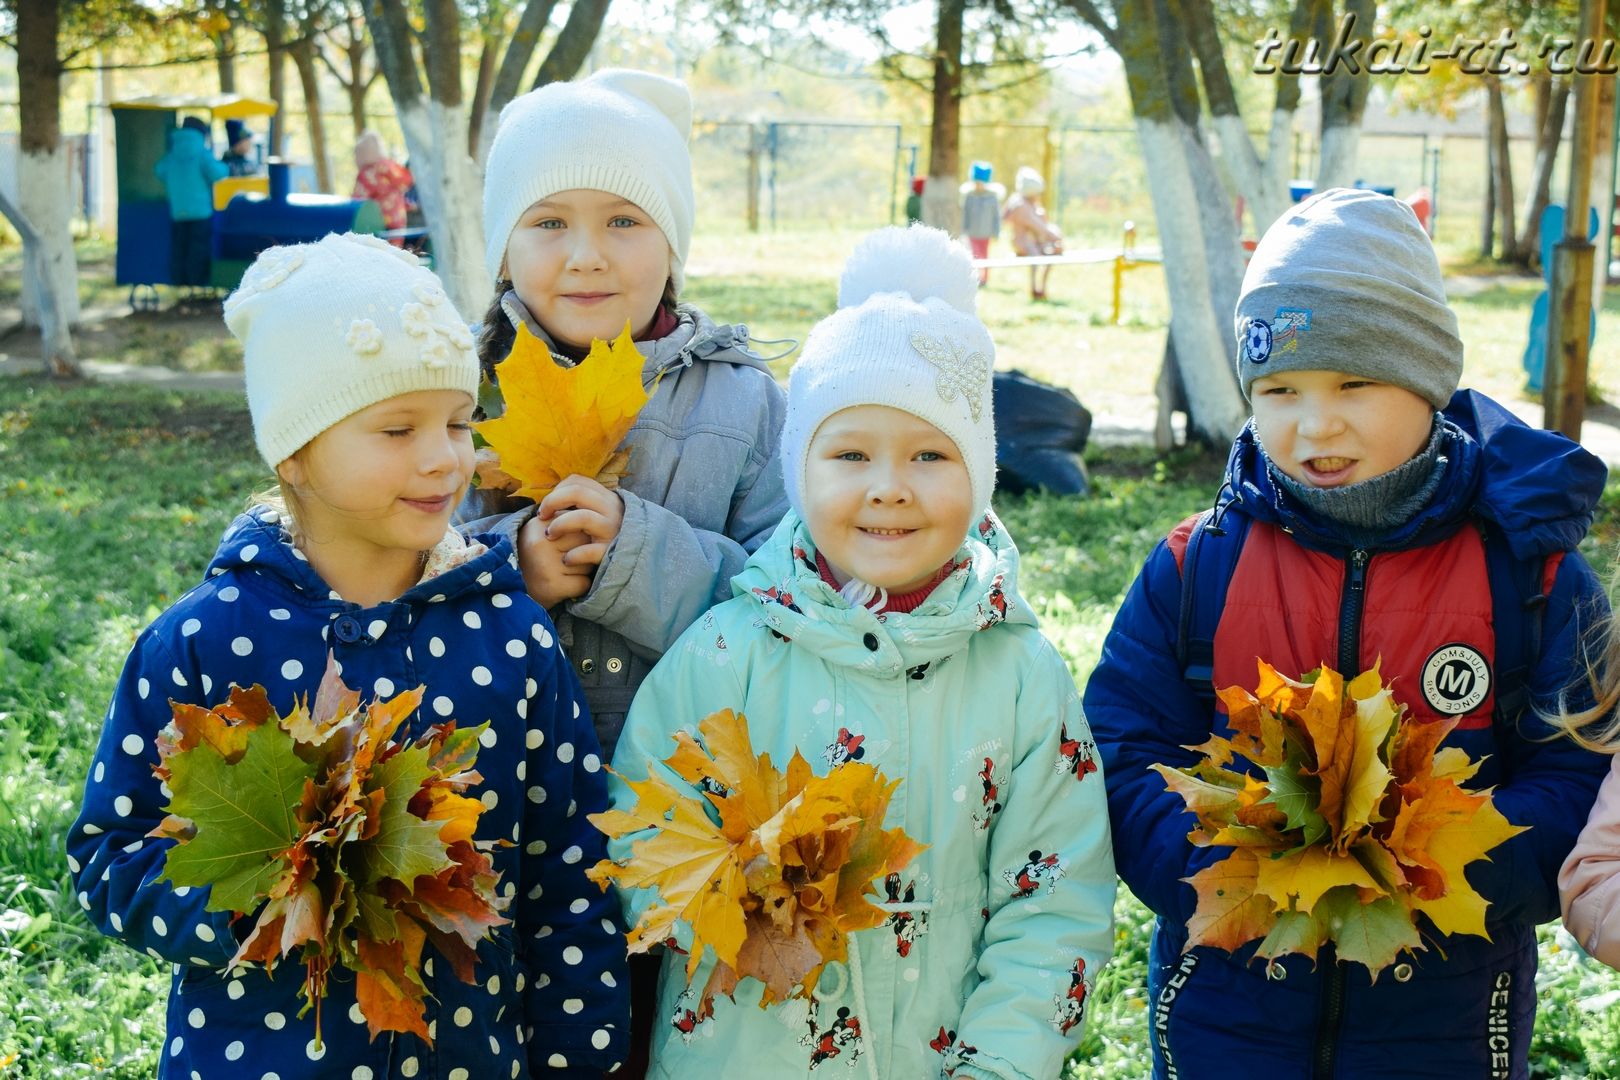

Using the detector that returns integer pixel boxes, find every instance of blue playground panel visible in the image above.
[1523,203,1599,394]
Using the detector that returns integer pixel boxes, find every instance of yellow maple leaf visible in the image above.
[1185,848,1277,952]
[1253,844,1381,914]
[588,710,926,1013]
[473,321,651,503]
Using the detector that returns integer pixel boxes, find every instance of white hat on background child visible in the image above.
[1015,166,1045,196]
[224,232,480,469]
[781,224,997,518]
[481,68,695,290]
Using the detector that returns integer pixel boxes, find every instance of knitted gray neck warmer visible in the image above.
[1264,415,1447,542]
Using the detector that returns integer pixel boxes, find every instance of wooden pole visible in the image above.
[1544,0,1607,439]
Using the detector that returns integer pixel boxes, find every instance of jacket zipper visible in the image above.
[1313,547,1369,1080]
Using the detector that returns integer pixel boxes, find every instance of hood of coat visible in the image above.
[729,508,1037,674]
[204,505,524,609]
[498,292,777,383]
[166,125,212,160]
[1222,389,1606,560]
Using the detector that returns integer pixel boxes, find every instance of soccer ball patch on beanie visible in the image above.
[1243,318,1273,364]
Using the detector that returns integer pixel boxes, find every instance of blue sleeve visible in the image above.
[66,625,243,969]
[203,152,228,184]
[1082,540,1219,924]
[519,617,631,1074]
[1468,549,1614,927]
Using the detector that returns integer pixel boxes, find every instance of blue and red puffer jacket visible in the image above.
[1085,391,1612,1080]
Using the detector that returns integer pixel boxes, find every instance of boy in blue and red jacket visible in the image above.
[1085,188,1612,1079]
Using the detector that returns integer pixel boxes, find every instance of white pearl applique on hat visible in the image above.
[345,318,384,356]
[225,248,306,313]
[396,295,476,368]
[349,231,422,265]
[909,331,989,422]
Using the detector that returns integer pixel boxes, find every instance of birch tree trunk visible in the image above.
[1315,0,1373,192]
[263,0,289,156]
[291,34,333,191]
[17,0,82,339]
[1486,76,1516,258]
[921,0,966,232]
[1514,78,1571,266]
[0,187,80,376]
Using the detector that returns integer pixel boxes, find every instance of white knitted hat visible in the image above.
[782,225,997,518]
[224,233,480,469]
[482,68,695,291]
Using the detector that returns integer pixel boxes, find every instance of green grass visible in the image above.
[3,231,1620,1075]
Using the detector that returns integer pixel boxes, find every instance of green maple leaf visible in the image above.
[1314,887,1422,977]
[353,747,453,889]
[159,722,318,913]
[1254,907,1327,965]
[1264,756,1328,847]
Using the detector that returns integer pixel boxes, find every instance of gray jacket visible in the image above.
[459,295,789,757]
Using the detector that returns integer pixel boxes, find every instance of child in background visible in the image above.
[221,119,259,177]
[351,131,416,244]
[959,161,1003,285]
[1002,166,1063,300]
[155,115,227,297]
[462,67,788,763]
[609,225,1115,1079]
[68,233,627,1077]
[1558,613,1620,968]
[905,175,925,226]
[1085,188,1612,1079]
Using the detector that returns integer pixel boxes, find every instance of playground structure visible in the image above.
[969,222,1162,323]
[110,94,383,308]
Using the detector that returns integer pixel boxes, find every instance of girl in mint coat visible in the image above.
[607,226,1115,1080]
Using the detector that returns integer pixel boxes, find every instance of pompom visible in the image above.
[837,225,978,315]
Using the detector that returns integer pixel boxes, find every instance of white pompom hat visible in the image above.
[781,225,997,517]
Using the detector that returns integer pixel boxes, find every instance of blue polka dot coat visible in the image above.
[67,507,630,1078]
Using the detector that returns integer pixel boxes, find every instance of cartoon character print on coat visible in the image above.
[975,572,1009,631]
[930,1027,980,1074]
[883,872,929,956]
[977,513,997,543]
[670,988,712,1044]
[972,755,1006,830]
[1055,723,1099,781]
[823,726,866,767]
[1050,957,1088,1035]
[752,583,803,643]
[803,1006,864,1069]
[1004,849,1067,898]
[792,542,818,575]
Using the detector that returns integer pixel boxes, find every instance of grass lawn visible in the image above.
[2,232,1620,1075]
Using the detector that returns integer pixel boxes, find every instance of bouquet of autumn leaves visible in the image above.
[1151,661,1524,976]
[587,710,926,1017]
[150,660,507,1043]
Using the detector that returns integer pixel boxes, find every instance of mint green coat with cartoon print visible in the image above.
[607,511,1116,1080]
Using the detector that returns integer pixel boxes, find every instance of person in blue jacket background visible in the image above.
[1084,188,1612,1079]
[67,233,628,1078]
[154,115,227,295]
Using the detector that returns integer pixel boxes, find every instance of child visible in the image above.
[905,175,925,226]
[461,68,789,764]
[1557,614,1620,968]
[959,162,1003,285]
[67,233,628,1077]
[222,118,259,177]
[1002,167,1063,301]
[352,130,415,242]
[155,115,227,294]
[608,225,1116,1079]
[1084,188,1612,1078]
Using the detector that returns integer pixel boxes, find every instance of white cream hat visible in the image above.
[782,225,997,518]
[224,233,479,469]
[481,68,695,291]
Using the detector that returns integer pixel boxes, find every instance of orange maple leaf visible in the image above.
[588,709,926,1013]
[473,321,652,503]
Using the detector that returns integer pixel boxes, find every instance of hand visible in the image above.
[473,447,521,495]
[517,512,594,609]
[536,474,625,572]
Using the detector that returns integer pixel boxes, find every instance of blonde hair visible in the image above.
[1548,567,1620,753]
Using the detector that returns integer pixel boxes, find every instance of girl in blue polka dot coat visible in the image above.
[67,234,629,1079]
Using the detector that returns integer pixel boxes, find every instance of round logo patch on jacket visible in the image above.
[1420,643,1492,715]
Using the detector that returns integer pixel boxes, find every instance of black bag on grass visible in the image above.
[992,369,1091,497]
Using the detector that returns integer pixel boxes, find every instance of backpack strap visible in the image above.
[1478,519,1550,728]
[1175,508,1252,707]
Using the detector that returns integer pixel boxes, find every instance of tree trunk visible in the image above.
[470,32,500,157]
[263,0,289,156]
[1486,76,1516,258]
[319,9,375,137]
[1116,0,1247,445]
[921,0,966,232]
[1315,0,1373,192]
[17,0,82,339]
[291,35,333,191]
[1481,111,1497,260]
[531,0,611,88]
[0,187,80,376]
[1590,73,1616,308]
[479,0,560,161]
[1514,77,1571,266]
[213,1,237,95]
[364,0,490,315]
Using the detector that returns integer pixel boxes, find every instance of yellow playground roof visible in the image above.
[111,95,278,119]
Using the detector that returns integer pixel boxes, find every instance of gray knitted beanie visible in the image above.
[1234,188,1462,410]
